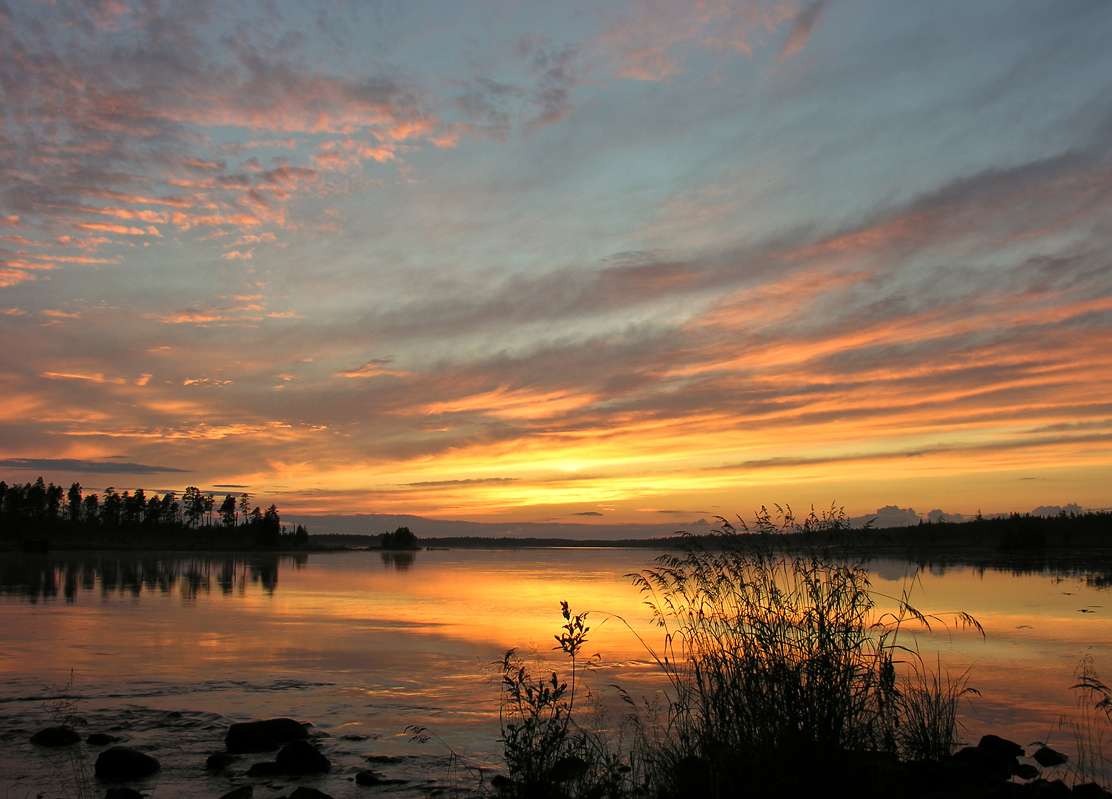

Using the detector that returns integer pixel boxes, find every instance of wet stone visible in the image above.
[30,726,81,747]
[355,770,408,787]
[218,786,253,799]
[225,718,308,754]
[87,733,122,746]
[1032,746,1069,768]
[275,740,330,774]
[206,752,235,771]
[246,761,282,777]
[977,734,1025,760]
[94,746,161,781]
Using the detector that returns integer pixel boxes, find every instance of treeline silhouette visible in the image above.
[0,477,309,550]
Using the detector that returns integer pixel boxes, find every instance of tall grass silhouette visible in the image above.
[624,506,982,797]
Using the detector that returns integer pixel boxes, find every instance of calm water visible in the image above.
[0,548,1110,798]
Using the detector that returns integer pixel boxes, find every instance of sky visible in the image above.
[2,0,1111,533]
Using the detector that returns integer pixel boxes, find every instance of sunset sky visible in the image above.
[2,0,1111,532]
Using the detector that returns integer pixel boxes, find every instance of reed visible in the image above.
[894,659,977,762]
[627,507,981,797]
[1059,654,1112,788]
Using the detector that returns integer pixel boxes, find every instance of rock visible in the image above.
[355,770,408,787]
[952,744,1016,782]
[218,787,253,799]
[1014,762,1040,780]
[275,740,330,775]
[1032,746,1069,767]
[94,746,160,781]
[289,789,334,799]
[87,733,122,746]
[104,788,144,799]
[225,718,308,754]
[978,734,1025,759]
[246,761,282,777]
[30,726,81,747]
[206,752,235,771]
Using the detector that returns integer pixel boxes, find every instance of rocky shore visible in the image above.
[26,716,1112,799]
[28,716,419,799]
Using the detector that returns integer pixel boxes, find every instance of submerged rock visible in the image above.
[206,752,235,771]
[355,769,408,786]
[87,733,122,746]
[225,718,308,754]
[30,725,81,747]
[94,746,160,781]
[275,739,330,774]
[1032,746,1069,768]
[246,761,282,777]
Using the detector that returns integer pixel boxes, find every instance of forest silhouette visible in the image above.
[0,477,308,550]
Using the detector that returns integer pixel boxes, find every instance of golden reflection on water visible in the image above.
[1,548,1110,755]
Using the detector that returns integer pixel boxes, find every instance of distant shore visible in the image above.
[3,511,1111,568]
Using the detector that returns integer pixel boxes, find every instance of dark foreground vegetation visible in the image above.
[474,509,1112,799]
[0,476,310,550]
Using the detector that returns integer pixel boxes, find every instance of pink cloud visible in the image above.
[779,1,825,60]
[598,0,801,81]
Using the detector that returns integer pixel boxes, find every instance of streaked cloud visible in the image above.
[1,0,1110,524]
[0,458,187,475]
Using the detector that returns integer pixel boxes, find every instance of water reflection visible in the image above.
[380,550,416,570]
[0,552,309,602]
[899,553,1112,591]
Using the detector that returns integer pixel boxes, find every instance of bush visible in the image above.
[496,603,632,799]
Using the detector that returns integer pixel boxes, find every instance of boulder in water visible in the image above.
[356,770,408,786]
[245,761,282,777]
[224,718,308,753]
[30,726,81,747]
[87,733,122,746]
[206,752,235,771]
[94,746,160,781]
[1032,746,1069,768]
[275,739,330,774]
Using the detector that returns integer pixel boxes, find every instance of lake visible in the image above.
[1,547,1110,798]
